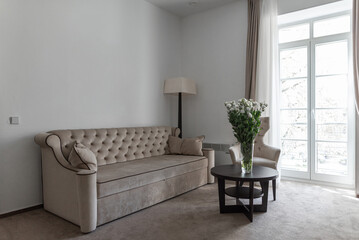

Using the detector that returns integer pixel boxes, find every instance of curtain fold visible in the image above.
[353,0,359,197]
[255,0,279,148]
[245,0,260,100]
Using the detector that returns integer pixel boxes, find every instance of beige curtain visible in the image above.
[245,0,260,100]
[353,0,359,198]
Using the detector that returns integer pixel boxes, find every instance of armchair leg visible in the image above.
[272,179,276,201]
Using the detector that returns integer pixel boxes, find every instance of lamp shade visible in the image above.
[163,77,197,95]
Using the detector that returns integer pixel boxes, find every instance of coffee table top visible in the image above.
[211,165,278,181]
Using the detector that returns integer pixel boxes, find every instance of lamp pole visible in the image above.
[178,92,182,138]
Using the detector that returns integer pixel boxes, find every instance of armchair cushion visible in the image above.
[69,143,97,171]
[253,157,276,169]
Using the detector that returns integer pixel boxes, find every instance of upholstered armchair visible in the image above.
[229,117,281,200]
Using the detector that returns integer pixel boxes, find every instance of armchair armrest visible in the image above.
[255,144,281,164]
[202,148,215,183]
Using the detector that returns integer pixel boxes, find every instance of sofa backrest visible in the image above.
[49,126,178,166]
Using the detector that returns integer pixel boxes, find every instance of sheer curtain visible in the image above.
[255,0,279,148]
[353,0,359,197]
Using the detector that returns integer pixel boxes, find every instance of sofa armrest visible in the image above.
[35,132,79,172]
[202,148,215,183]
[171,127,180,137]
[35,133,98,233]
[76,170,97,233]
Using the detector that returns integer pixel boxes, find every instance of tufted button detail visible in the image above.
[84,135,87,138]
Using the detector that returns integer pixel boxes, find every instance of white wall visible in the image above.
[0,0,181,214]
[278,0,341,14]
[181,0,247,147]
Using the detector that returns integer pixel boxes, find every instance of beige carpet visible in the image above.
[1,180,359,240]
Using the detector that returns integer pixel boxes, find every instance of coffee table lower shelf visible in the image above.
[217,180,270,222]
[225,186,264,199]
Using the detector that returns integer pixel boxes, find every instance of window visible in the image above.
[278,11,354,185]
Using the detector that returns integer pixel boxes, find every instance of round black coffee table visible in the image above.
[211,165,278,222]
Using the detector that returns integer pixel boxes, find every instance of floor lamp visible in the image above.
[164,77,197,138]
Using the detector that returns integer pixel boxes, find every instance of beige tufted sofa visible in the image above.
[35,126,215,233]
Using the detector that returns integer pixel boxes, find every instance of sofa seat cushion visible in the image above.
[253,157,277,169]
[96,155,207,198]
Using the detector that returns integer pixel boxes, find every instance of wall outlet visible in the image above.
[9,117,19,125]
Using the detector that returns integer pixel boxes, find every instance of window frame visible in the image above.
[278,10,355,185]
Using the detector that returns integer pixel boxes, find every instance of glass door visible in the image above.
[280,45,310,179]
[278,13,354,185]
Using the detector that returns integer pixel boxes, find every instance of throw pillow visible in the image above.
[168,136,183,154]
[68,143,97,171]
[168,135,205,156]
[181,135,205,156]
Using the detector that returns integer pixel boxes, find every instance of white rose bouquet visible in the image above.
[225,98,267,173]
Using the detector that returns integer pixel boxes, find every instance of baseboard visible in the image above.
[281,177,355,190]
[0,204,43,218]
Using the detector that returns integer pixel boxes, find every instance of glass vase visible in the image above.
[241,141,254,173]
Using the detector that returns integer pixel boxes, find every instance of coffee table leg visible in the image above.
[218,178,225,213]
[273,179,276,201]
[259,181,269,212]
[236,181,240,205]
[249,181,254,222]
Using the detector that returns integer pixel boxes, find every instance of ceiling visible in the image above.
[145,0,239,17]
